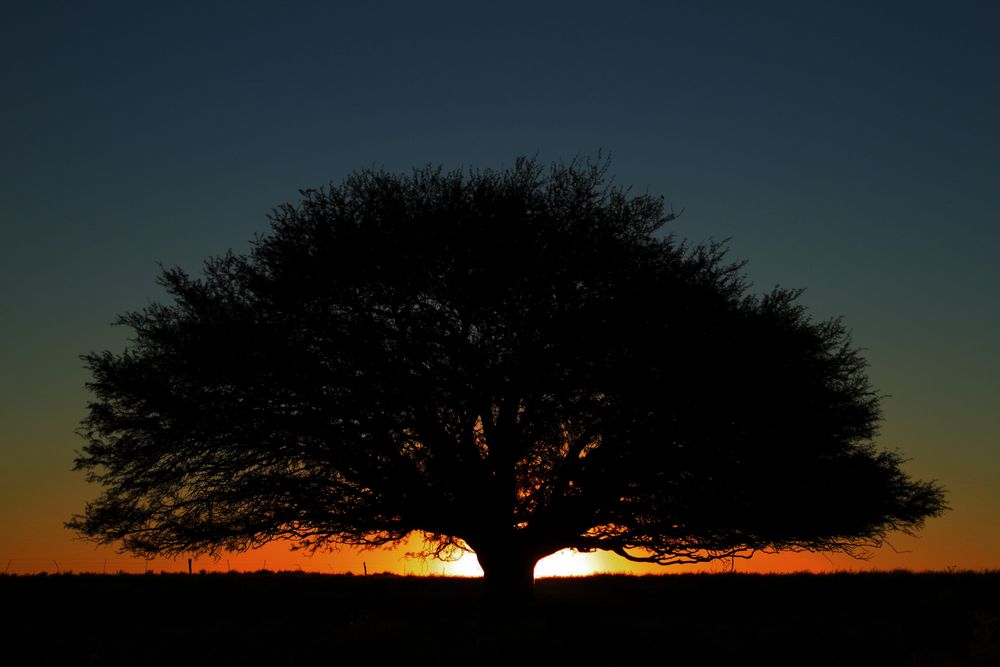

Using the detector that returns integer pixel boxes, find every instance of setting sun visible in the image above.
[433,548,610,578]
[534,549,609,578]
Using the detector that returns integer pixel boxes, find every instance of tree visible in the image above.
[70,157,946,600]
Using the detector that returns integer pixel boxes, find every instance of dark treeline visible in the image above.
[2,572,998,665]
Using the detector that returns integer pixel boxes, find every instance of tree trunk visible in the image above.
[477,551,538,605]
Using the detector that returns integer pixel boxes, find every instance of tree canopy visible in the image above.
[70,157,946,597]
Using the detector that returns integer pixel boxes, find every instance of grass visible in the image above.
[2,571,998,665]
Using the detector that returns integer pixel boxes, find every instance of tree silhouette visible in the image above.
[70,157,946,600]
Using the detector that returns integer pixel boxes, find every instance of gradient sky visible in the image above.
[2,1,997,575]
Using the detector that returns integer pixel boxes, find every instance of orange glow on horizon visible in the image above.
[2,505,985,576]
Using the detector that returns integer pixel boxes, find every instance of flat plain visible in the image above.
[2,571,998,666]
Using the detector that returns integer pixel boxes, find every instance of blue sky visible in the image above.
[1,1,997,572]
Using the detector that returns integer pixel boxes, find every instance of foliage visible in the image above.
[70,157,946,589]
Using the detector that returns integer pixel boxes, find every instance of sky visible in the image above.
[1,1,997,576]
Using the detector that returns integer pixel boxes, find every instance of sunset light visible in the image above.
[534,549,610,578]
[428,548,610,578]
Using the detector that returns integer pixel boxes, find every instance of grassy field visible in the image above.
[2,571,998,666]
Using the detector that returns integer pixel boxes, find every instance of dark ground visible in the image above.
[2,571,998,666]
